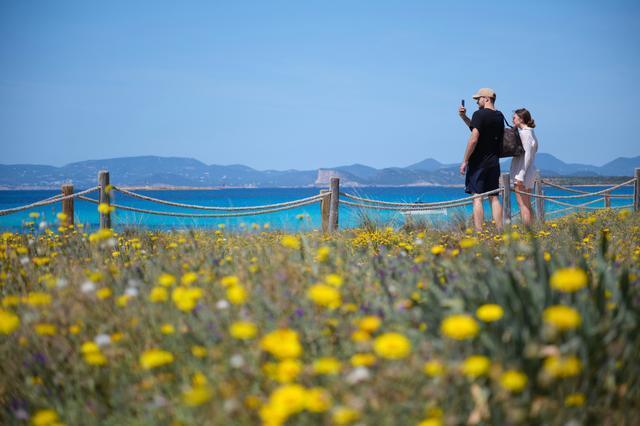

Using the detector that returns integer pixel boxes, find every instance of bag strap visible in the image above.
[499,111,513,128]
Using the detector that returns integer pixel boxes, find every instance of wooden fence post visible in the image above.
[535,172,545,223]
[98,170,111,229]
[500,173,511,226]
[634,168,640,212]
[320,189,330,233]
[61,184,74,226]
[328,178,340,232]
[604,192,611,208]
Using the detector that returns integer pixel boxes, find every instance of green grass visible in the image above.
[1,208,639,425]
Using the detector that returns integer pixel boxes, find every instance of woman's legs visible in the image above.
[515,181,533,227]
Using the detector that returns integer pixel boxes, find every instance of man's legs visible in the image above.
[472,197,484,232]
[489,195,503,231]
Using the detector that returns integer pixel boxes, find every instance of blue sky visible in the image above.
[1,0,639,170]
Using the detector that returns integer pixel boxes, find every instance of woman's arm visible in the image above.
[519,130,537,179]
[523,130,537,174]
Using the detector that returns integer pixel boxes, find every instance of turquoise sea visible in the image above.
[0,185,634,232]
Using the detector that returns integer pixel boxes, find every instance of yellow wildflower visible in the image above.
[158,273,177,287]
[476,304,504,322]
[181,272,198,286]
[543,305,582,331]
[97,203,115,214]
[281,235,301,250]
[96,287,112,300]
[313,357,342,375]
[543,355,582,378]
[499,370,528,392]
[461,355,490,378]
[25,292,52,307]
[325,273,343,287]
[263,384,307,421]
[357,315,381,333]
[34,323,57,336]
[0,309,20,334]
[564,393,586,407]
[149,286,168,303]
[220,275,239,288]
[191,345,207,358]
[171,287,203,311]
[459,237,477,249]
[332,407,361,425]
[316,246,331,262]
[431,245,445,255]
[140,349,174,369]
[305,387,332,412]
[350,353,377,367]
[373,332,411,360]
[550,267,588,292]
[423,360,445,377]
[30,409,60,426]
[160,324,175,334]
[307,284,341,308]
[229,321,258,340]
[260,328,302,359]
[440,314,479,340]
[275,359,302,383]
[350,330,371,342]
[182,384,213,406]
[84,352,107,366]
[227,285,247,305]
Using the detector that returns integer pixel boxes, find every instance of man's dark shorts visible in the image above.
[465,163,500,195]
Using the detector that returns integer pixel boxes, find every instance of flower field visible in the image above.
[1,209,640,425]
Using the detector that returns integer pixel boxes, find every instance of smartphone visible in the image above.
[461,99,465,107]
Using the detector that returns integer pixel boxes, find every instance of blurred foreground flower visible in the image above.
[543,305,582,331]
[373,332,411,360]
[440,314,479,340]
[140,349,174,370]
[550,267,588,293]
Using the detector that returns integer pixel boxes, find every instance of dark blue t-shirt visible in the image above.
[469,108,503,168]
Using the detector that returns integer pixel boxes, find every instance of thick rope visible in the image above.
[0,187,100,217]
[78,195,321,218]
[545,197,605,210]
[546,202,634,217]
[339,188,501,207]
[612,203,634,210]
[513,178,636,200]
[112,186,326,211]
[341,198,474,211]
[539,180,632,199]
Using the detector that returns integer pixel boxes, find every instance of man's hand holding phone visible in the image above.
[458,99,467,117]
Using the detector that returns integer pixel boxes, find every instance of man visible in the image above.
[458,88,503,232]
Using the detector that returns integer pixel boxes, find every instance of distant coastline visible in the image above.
[0,178,632,191]
[1,154,638,190]
[0,183,468,191]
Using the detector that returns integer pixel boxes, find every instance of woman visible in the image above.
[510,108,538,227]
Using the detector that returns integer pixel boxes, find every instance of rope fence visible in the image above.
[0,168,638,230]
[78,194,325,218]
[541,180,633,199]
[0,187,99,217]
[339,188,501,208]
[113,186,326,211]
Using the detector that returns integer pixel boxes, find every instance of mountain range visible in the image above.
[0,154,638,189]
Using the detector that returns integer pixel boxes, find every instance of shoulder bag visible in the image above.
[499,113,524,158]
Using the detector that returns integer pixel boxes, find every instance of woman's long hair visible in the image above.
[515,108,536,128]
